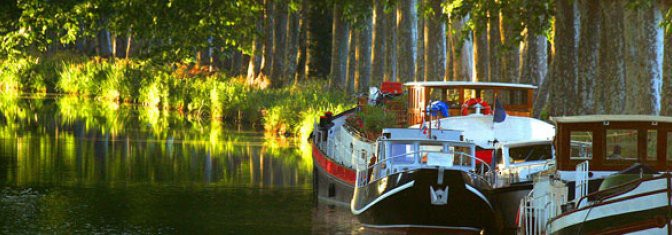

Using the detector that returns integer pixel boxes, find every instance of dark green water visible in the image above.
[0,95,360,234]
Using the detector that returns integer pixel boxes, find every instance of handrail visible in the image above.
[356,150,492,187]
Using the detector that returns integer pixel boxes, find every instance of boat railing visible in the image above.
[355,150,492,187]
[574,161,589,205]
[496,160,554,187]
[518,177,567,235]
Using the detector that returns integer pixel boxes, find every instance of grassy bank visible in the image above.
[0,52,354,139]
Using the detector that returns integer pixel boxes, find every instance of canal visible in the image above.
[0,95,361,234]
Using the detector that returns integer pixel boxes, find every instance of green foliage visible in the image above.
[0,51,354,137]
[444,0,553,47]
[357,105,397,135]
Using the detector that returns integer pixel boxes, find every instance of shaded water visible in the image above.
[0,95,360,234]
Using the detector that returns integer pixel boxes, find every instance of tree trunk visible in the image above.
[371,0,386,85]
[424,0,446,81]
[577,0,600,115]
[98,20,113,57]
[257,0,275,85]
[451,15,473,81]
[330,3,350,88]
[287,6,300,82]
[397,0,417,82]
[446,20,453,81]
[520,33,548,87]
[247,18,263,84]
[346,30,358,93]
[640,1,664,115]
[271,0,289,86]
[474,28,489,82]
[549,0,579,116]
[488,10,501,82]
[499,16,520,83]
[663,2,672,115]
[416,0,424,82]
[384,6,397,82]
[231,50,243,76]
[359,14,373,91]
[125,28,132,59]
[596,0,626,114]
[294,0,308,84]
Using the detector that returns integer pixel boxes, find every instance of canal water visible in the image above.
[0,95,362,234]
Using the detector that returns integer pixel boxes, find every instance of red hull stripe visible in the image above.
[312,143,357,185]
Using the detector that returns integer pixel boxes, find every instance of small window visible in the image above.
[390,143,415,164]
[606,129,637,161]
[647,130,657,161]
[570,131,593,160]
[508,144,553,164]
[453,146,472,166]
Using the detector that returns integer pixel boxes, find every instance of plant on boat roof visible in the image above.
[357,105,397,137]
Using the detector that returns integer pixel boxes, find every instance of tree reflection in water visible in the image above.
[0,95,331,233]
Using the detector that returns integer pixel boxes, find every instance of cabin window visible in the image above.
[479,89,496,105]
[508,144,553,164]
[389,143,415,164]
[605,129,638,161]
[646,130,657,161]
[570,131,593,160]
[446,89,461,108]
[509,90,528,105]
[453,146,472,166]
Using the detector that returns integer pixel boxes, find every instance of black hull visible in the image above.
[352,168,496,233]
[489,182,533,234]
[313,164,354,207]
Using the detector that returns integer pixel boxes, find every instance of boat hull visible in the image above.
[490,183,533,234]
[352,168,496,233]
[549,176,672,235]
[312,143,355,206]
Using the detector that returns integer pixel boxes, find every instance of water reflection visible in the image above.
[0,95,356,233]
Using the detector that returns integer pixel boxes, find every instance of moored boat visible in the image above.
[312,81,556,233]
[518,115,672,235]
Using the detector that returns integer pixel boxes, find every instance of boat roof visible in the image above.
[551,115,672,124]
[403,81,537,89]
[412,115,555,149]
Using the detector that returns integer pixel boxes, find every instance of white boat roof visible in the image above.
[403,81,537,89]
[413,115,555,148]
[552,115,672,124]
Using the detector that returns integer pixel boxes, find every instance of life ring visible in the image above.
[461,98,492,116]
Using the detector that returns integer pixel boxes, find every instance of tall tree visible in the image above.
[358,12,373,90]
[371,0,386,85]
[640,1,664,115]
[286,3,301,83]
[384,4,397,81]
[577,0,600,114]
[663,2,672,115]
[330,2,350,88]
[596,0,626,114]
[416,0,424,81]
[257,0,275,85]
[346,29,359,93]
[247,18,263,84]
[520,32,548,87]
[397,0,418,82]
[549,0,579,116]
[488,8,501,82]
[271,0,289,86]
[451,15,473,81]
[424,0,446,81]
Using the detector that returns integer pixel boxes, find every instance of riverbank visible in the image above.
[0,52,354,139]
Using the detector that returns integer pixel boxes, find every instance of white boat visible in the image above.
[517,115,672,235]
[312,81,556,233]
